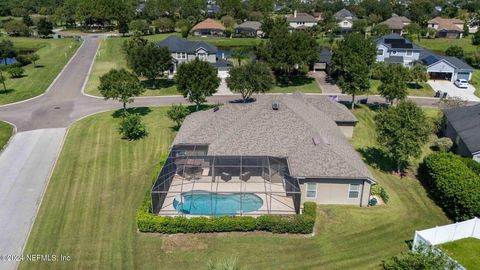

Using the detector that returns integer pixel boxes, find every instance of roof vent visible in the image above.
[312,137,320,146]
[272,101,280,110]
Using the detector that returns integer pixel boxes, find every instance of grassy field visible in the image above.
[0,121,13,150]
[21,105,449,270]
[439,238,480,270]
[0,37,81,105]
[368,80,435,97]
[469,70,480,97]
[85,34,182,96]
[414,37,478,56]
[271,74,321,93]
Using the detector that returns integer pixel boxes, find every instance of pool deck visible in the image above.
[158,175,297,216]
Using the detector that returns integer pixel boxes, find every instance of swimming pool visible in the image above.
[173,190,263,216]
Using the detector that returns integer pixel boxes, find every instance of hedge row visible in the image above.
[421,152,480,221]
[137,201,316,234]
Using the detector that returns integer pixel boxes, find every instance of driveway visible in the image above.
[0,128,66,270]
[308,71,341,94]
[428,80,480,102]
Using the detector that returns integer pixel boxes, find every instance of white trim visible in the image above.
[348,183,360,198]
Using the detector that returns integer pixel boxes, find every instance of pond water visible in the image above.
[0,57,17,65]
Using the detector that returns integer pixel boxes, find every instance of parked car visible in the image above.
[454,79,469,88]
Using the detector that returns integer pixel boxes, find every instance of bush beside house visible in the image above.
[137,197,317,234]
[421,152,480,221]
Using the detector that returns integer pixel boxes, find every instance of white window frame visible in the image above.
[377,49,384,56]
[348,184,360,199]
[306,182,317,199]
[406,50,412,56]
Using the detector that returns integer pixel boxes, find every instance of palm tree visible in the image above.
[231,47,250,66]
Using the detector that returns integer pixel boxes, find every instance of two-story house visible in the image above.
[428,17,464,38]
[156,36,231,74]
[379,14,411,35]
[376,34,473,82]
[287,11,318,30]
[334,8,357,32]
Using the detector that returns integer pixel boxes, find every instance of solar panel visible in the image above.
[384,38,413,49]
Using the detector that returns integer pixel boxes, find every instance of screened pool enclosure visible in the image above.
[151,144,301,216]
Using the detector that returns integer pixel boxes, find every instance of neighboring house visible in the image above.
[468,17,478,34]
[376,34,473,82]
[428,17,464,38]
[234,21,263,37]
[313,48,332,74]
[207,4,220,15]
[313,12,324,22]
[156,36,231,73]
[442,104,480,162]
[287,11,318,30]
[151,93,376,216]
[334,8,357,32]
[380,13,411,35]
[191,18,226,37]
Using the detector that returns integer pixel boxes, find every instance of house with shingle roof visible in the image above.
[287,11,318,30]
[334,8,357,32]
[376,34,473,82]
[442,104,480,162]
[380,14,411,35]
[191,18,226,37]
[234,21,263,37]
[155,93,375,213]
[157,36,232,73]
[428,17,464,38]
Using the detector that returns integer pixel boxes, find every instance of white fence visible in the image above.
[412,217,480,270]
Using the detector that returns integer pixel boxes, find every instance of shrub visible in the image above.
[445,45,464,59]
[118,112,148,140]
[461,157,480,176]
[421,152,480,221]
[137,201,317,234]
[15,55,32,66]
[433,137,453,151]
[371,185,389,204]
[167,104,190,129]
[7,66,25,78]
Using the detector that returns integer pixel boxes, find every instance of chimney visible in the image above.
[294,10,297,18]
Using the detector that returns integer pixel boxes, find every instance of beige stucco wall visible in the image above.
[337,125,354,139]
[300,178,371,207]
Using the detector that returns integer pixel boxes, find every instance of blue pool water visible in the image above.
[173,190,263,216]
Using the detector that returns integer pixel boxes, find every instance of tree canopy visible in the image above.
[226,61,275,102]
[378,64,410,105]
[176,59,220,110]
[375,100,430,172]
[331,33,376,109]
[98,68,145,111]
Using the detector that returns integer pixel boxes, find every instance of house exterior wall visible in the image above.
[338,19,352,29]
[442,118,474,158]
[376,44,421,66]
[170,51,217,72]
[473,153,480,162]
[299,178,371,207]
[336,122,356,139]
[452,70,472,81]
[288,22,317,29]
[192,29,225,37]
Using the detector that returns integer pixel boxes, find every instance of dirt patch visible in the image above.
[161,235,208,253]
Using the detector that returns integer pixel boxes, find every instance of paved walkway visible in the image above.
[428,80,480,102]
[309,71,341,94]
[0,128,66,270]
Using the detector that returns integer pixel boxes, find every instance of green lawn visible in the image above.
[85,34,182,96]
[469,70,480,97]
[368,80,435,97]
[271,74,321,93]
[414,37,478,56]
[187,36,261,47]
[0,121,13,150]
[21,105,449,270]
[439,238,480,270]
[0,37,81,105]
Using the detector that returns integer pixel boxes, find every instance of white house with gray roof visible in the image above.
[287,11,318,30]
[334,8,357,32]
[151,93,376,216]
[376,34,473,82]
[156,36,231,73]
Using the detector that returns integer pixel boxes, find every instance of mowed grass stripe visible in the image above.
[21,106,449,270]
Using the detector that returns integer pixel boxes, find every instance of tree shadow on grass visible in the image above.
[275,74,315,88]
[407,82,423,89]
[0,89,15,95]
[358,147,398,172]
[141,78,175,90]
[111,107,152,118]
[33,65,45,68]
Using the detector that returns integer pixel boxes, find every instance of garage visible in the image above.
[429,71,453,81]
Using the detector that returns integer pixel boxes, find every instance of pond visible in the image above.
[0,57,17,66]
[216,46,254,60]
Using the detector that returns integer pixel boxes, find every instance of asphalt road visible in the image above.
[0,35,477,270]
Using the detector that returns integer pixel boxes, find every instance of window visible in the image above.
[406,50,412,56]
[343,21,348,26]
[377,49,384,56]
[306,183,317,198]
[391,50,397,55]
[348,184,360,198]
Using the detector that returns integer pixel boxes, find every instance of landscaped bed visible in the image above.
[21,105,449,270]
[438,237,480,270]
[0,37,81,105]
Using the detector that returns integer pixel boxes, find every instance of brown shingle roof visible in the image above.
[192,18,226,31]
[380,14,411,30]
[173,93,374,181]
[428,17,464,32]
[287,13,317,23]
